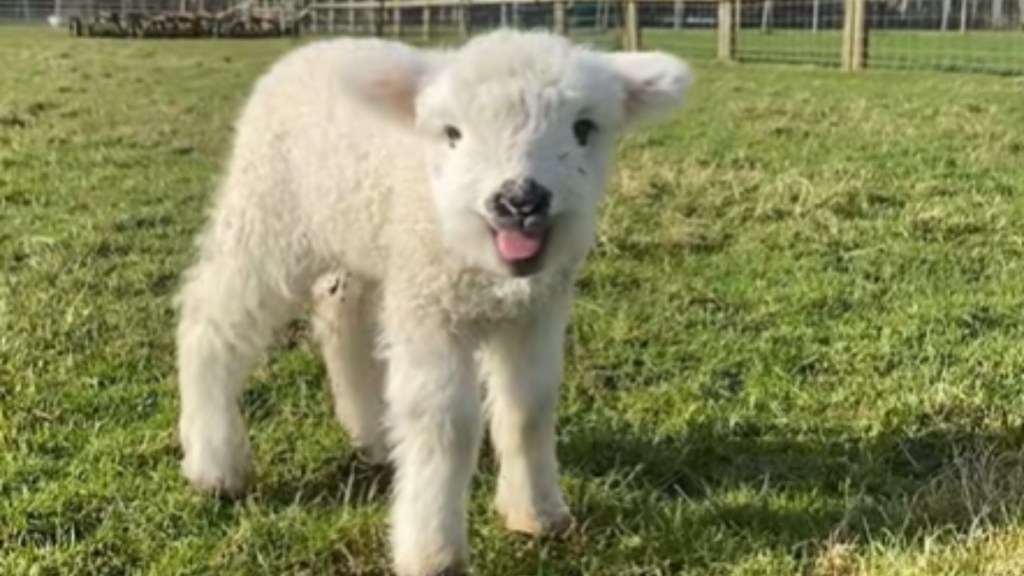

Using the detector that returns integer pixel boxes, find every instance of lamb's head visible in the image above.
[347,30,693,277]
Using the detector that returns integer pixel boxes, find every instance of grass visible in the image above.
[4,25,1024,575]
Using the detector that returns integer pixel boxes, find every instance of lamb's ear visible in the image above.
[601,52,694,127]
[339,43,447,124]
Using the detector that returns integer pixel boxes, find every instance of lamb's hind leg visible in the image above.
[176,253,301,497]
[311,272,387,464]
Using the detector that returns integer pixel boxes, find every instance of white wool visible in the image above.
[175,29,692,576]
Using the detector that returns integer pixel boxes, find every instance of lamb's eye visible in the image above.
[444,125,462,147]
[573,119,597,146]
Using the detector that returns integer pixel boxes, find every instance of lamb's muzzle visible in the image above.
[486,177,553,274]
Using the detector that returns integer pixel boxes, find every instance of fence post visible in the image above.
[852,0,867,69]
[842,0,868,70]
[554,0,568,34]
[369,2,380,36]
[717,0,735,60]
[393,6,402,36]
[760,0,772,31]
[423,6,431,39]
[959,0,968,33]
[459,0,470,38]
[623,0,641,50]
[673,0,684,28]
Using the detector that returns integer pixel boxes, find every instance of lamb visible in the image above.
[174,29,692,576]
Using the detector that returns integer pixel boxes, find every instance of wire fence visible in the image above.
[716,0,1024,73]
[0,0,304,33]
[3,0,1022,75]
[298,2,629,49]
[310,0,1024,75]
[0,0,238,23]
[867,0,1024,73]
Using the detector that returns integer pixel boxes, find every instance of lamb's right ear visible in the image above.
[338,42,447,124]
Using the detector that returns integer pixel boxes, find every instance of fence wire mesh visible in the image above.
[302,3,625,50]
[869,0,1024,74]
[734,0,847,66]
[0,0,252,23]
[639,1,720,58]
[2,0,1022,75]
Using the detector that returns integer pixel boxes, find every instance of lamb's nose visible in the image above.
[492,178,552,221]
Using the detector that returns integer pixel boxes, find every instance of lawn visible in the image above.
[3,26,1024,575]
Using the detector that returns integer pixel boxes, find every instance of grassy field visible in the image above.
[4,26,1024,575]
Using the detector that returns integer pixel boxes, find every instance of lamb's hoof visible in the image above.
[353,438,389,467]
[181,454,253,499]
[502,507,575,538]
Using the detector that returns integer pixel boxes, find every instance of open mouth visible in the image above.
[492,226,549,276]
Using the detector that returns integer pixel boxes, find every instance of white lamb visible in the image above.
[175,29,692,575]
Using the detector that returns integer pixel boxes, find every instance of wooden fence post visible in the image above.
[717,0,735,60]
[841,0,851,68]
[422,6,431,40]
[842,0,868,70]
[852,0,867,69]
[554,0,568,34]
[369,2,380,37]
[623,0,640,50]
[673,0,684,28]
[459,0,470,38]
[393,6,402,36]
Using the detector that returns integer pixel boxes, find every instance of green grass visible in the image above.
[4,26,1024,575]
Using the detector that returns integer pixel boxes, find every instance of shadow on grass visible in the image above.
[561,418,1024,548]
[176,413,1024,574]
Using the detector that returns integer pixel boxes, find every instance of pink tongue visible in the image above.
[496,229,542,261]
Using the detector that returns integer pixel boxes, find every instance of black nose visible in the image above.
[491,178,552,223]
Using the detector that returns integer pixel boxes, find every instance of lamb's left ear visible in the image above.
[338,42,448,124]
[601,52,694,127]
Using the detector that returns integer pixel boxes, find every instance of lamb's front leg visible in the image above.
[481,292,573,536]
[384,316,481,576]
